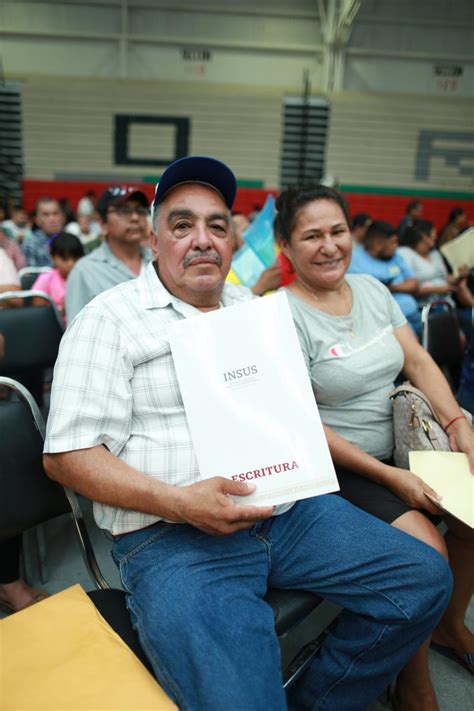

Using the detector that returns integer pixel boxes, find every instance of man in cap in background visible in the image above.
[44,156,451,711]
[65,185,151,320]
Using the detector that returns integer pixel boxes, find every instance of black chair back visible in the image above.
[18,267,53,292]
[422,300,464,389]
[0,291,64,373]
[0,380,69,542]
[0,377,108,590]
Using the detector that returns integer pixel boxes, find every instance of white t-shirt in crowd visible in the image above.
[0,247,20,286]
[397,247,453,307]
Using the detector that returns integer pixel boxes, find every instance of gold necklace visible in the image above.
[297,280,357,337]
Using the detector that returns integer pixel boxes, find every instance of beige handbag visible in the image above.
[389,382,472,470]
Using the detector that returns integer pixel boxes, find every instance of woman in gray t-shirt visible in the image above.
[275,185,474,698]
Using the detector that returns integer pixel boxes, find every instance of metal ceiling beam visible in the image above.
[318,0,361,91]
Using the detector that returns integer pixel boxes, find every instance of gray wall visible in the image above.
[1,1,473,191]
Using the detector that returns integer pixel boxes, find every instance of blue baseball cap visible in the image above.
[153,156,237,210]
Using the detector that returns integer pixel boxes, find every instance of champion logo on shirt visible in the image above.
[328,325,393,359]
[328,343,349,358]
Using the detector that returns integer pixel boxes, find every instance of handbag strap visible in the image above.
[389,381,472,428]
[389,381,442,425]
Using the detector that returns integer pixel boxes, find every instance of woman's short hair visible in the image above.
[398,225,423,248]
[275,186,350,244]
[49,231,85,260]
[412,219,433,235]
[447,207,465,223]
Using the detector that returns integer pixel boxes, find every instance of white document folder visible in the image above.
[169,291,339,507]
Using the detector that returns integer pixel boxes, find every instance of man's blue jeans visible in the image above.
[112,495,452,711]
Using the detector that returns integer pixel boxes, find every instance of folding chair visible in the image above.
[421,300,465,390]
[0,289,65,408]
[0,290,64,371]
[0,376,341,688]
[18,267,53,292]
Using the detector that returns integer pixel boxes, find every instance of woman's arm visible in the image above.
[417,282,454,297]
[453,280,473,307]
[323,425,443,513]
[395,324,474,471]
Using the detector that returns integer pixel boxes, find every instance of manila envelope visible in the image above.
[0,583,177,710]
[409,451,473,528]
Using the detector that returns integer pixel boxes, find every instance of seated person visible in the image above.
[22,198,65,267]
[0,536,49,614]
[349,220,422,336]
[230,212,249,252]
[277,185,474,705]
[437,207,466,247]
[351,212,371,245]
[66,213,102,254]
[1,205,33,245]
[399,221,473,339]
[0,246,22,307]
[65,185,152,321]
[32,232,85,320]
[457,329,474,414]
[398,222,471,308]
[43,157,452,711]
[0,225,26,271]
[398,200,423,236]
[227,210,281,295]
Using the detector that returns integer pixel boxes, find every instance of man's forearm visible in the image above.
[43,445,182,522]
[43,445,275,536]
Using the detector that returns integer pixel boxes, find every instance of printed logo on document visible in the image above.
[223,364,258,389]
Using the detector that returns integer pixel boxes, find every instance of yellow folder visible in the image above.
[409,451,473,528]
[1,584,177,710]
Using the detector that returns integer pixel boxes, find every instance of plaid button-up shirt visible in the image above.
[45,261,253,534]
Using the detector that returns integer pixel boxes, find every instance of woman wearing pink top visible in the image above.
[32,232,84,319]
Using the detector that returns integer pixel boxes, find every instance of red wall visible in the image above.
[21,179,276,218]
[343,193,474,232]
[22,179,473,231]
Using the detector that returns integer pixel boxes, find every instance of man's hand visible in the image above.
[172,477,274,536]
[388,467,443,515]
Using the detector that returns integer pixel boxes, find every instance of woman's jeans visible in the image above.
[112,494,452,711]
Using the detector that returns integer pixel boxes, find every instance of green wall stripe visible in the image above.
[236,179,265,188]
[339,185,474,200]
[142,180,473,198]
[143,175,264,188]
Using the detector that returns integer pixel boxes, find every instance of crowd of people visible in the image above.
[0,188,471,335]
[0,160,473,710]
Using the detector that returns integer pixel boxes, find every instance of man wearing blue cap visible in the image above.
[65,185,151,320]
[44,156,451,711]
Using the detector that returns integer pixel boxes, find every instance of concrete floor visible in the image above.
[2,498,472,711]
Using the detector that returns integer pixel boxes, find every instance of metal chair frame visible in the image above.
[0,289,64,326]
[18,266,53,292]
[0,375,341,689]
[421,299,465,389]
[0,376,108,588]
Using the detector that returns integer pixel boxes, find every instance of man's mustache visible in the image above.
[183,250,223,267]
